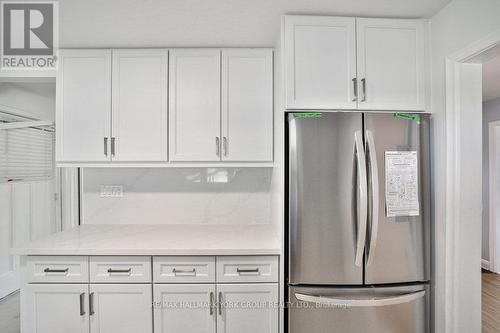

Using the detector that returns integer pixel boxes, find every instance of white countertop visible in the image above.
[11,224,281,256]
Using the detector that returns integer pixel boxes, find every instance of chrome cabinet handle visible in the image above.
[44,268,69,274]
[104,137,108,156]
[352,78,358,102]
[79,293,86,316]
[107,268,131,274]
[361,78,366,102]
[223,137,228,157]
[89,292,95,315]
[215,137,220,156]
[218,292,223,315]
[236,268,259,274]
[172,268,196,274]
[111,137,116,157]
[209,292,214,315]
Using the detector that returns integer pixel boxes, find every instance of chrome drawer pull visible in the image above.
[172,268,196,274]
[44,268,69,274]
[236,268,259,274]
[107,268,132,274]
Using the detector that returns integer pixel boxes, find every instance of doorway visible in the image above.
[444,29,500,333]
[482,54,500,332]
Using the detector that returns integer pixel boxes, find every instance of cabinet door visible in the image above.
[169,49,221,161]
[24,284,89,333]
[217,284,278,333]
[154,284,216,333]
[89,284,152,333]
[111,49,168,161]
[356,19,426,111]
[284,16,357,110]
[56,49,111,162]
[221,49,273,161]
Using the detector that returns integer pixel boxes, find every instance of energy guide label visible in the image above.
[385,151,420,217]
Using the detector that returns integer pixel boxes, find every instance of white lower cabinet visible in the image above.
[89,284,153,333]
[217,284,279,333]
[23,256,279,333]
[153,283,278,333]
[24,284,89,333]
[154,284,216,333]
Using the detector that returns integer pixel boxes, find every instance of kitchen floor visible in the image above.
[483,270,500,332]
[0,291,20,333]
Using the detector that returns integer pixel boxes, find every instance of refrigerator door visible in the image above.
[364,113,431,284]
[288,112,364,285]
[289,285,429,333]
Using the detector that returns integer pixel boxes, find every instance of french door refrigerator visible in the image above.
[287,112,431,333]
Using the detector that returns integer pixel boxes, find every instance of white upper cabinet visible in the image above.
[111,49,168,161]
[56,48,273,165]
[56,49,111,162]
[356,18,426,111]
[169,49,221,161]
[283,15,428,111]
[284,16,357,110]
[222,49,273,161]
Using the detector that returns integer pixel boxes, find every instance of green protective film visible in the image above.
[293,112,323,118]
[394,112,421,124]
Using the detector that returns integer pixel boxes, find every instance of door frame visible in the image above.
[489,120,500,273]
[445,28,500,333]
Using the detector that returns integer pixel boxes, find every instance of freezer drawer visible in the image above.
[288,285,429,333]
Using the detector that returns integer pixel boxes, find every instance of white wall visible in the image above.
[0,83,55,121]
[81,168,274,225]
[483,98,500,262]
[430,0,500,332]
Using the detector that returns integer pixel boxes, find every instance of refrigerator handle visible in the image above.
[366,130,380,266]
[353,131,368,267]
[294,290,425,308]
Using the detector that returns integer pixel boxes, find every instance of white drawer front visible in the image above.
[153,256,215,283]
[90,256,151,283]
[216,256,279,283]
[27,256,89,283]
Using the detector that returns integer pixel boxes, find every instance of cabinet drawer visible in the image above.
[90,256,151,283]
[216,256,279,283]
[26,256,89,283]
[153,256,215,283]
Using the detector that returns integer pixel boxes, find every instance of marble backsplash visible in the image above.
[81,168,274,225]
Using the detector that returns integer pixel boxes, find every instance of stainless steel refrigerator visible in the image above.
[287,112,431,333]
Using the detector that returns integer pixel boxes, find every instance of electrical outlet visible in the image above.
[100,185,124,198]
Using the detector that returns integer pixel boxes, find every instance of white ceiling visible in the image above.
[483,55,500,102]
[59,0,451,48]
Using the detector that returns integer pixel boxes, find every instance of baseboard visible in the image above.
[0,271,20,299]
[482,259,490,270]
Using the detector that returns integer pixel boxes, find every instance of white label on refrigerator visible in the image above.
[385,151,419,217]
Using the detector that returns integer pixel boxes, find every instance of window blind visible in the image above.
[0,117,55,182]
